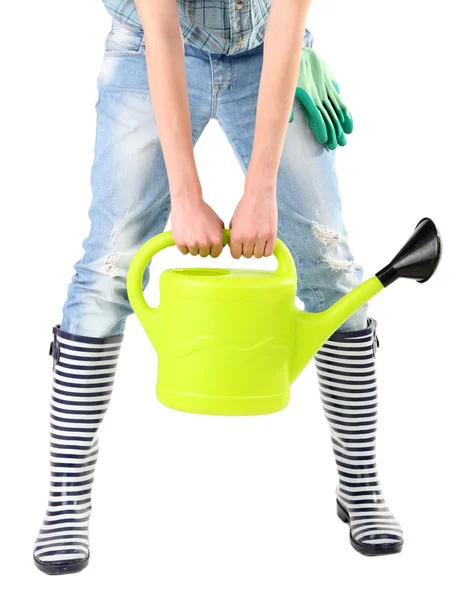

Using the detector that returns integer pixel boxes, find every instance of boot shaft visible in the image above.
[34,326,123,574]
[314,317,403,554]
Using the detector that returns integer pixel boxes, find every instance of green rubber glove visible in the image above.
[289,48,353,150]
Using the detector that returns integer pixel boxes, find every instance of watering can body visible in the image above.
[128,230,303,415]
[127,221,441,416]
[152,266,296,415]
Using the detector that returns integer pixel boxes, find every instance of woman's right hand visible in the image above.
[171,192,225,258]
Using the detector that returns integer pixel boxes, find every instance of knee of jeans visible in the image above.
[101,250,138,279]
[74,252,132,297]
[102,252,151,297]
[282,218,362,278]
[310,222,362,275]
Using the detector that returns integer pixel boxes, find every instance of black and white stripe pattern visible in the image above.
[314,317,403,555]
[34,326,123,574]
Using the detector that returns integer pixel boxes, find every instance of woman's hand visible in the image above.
[171,190,224,258]
[229,182,278,259]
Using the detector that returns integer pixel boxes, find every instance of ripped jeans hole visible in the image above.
[311,223,342,247]
[320,255,356,273]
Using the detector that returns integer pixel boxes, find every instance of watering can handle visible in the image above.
[127,229,296,318]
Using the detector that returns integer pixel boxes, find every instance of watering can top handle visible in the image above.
[127,229,297,313]
[129,229,296,276]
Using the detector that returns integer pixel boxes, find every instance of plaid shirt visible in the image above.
[103,0,271,55]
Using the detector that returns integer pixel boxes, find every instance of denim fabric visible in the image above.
[103,0,270,55]
[61,19,368,337]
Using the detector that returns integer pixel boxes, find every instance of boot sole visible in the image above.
[336,500,403,556]
[34,553,89,575]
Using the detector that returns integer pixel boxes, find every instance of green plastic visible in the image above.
[290,48,353,150]
[127,230,384,417]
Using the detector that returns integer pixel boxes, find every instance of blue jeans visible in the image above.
[61,19,368,337]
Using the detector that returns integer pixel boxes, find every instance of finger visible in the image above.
[323,99,344,135]
[177,245,189,255]
[318,104,337,150]
[264,236,276,257]
[210,228,224,257]
[323,99,346,147]
[254,239,266,259]
[326,137,338,151]
[295,88,328,144]
[295,86,318,116]
[243,241,255,259]
[328,88,344,124]
[210,243,223,258]
[336,126,347,147]
[230,239,243,259]
[188,244,199,257]
[199,245,210,258]
[331,80,353,133]
[341,110,353,134]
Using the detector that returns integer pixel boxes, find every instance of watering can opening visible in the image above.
[165,267,292,295]
[127,220,442,417]
[172,268,231,277]
[375,217,442,286]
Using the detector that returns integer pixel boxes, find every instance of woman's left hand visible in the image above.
[229,183,278,259]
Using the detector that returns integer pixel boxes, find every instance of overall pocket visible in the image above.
[104,20,145,56]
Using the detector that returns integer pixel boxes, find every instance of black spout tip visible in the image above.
[376,217,442,287]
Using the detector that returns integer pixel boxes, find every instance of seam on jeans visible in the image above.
[104,49,143,57]
[209,54,216,118]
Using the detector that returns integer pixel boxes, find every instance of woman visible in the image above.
[33,0,403,574]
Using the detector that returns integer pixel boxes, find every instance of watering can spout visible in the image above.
[290,217,442,383]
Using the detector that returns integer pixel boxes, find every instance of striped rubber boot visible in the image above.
[33,326,123,575]
[314,317,404,556]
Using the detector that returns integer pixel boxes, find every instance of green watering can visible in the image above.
[127,218,441,416]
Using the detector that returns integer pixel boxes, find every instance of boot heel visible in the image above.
[336,500,349,524]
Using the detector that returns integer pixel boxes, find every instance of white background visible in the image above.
[1,1,457,598]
